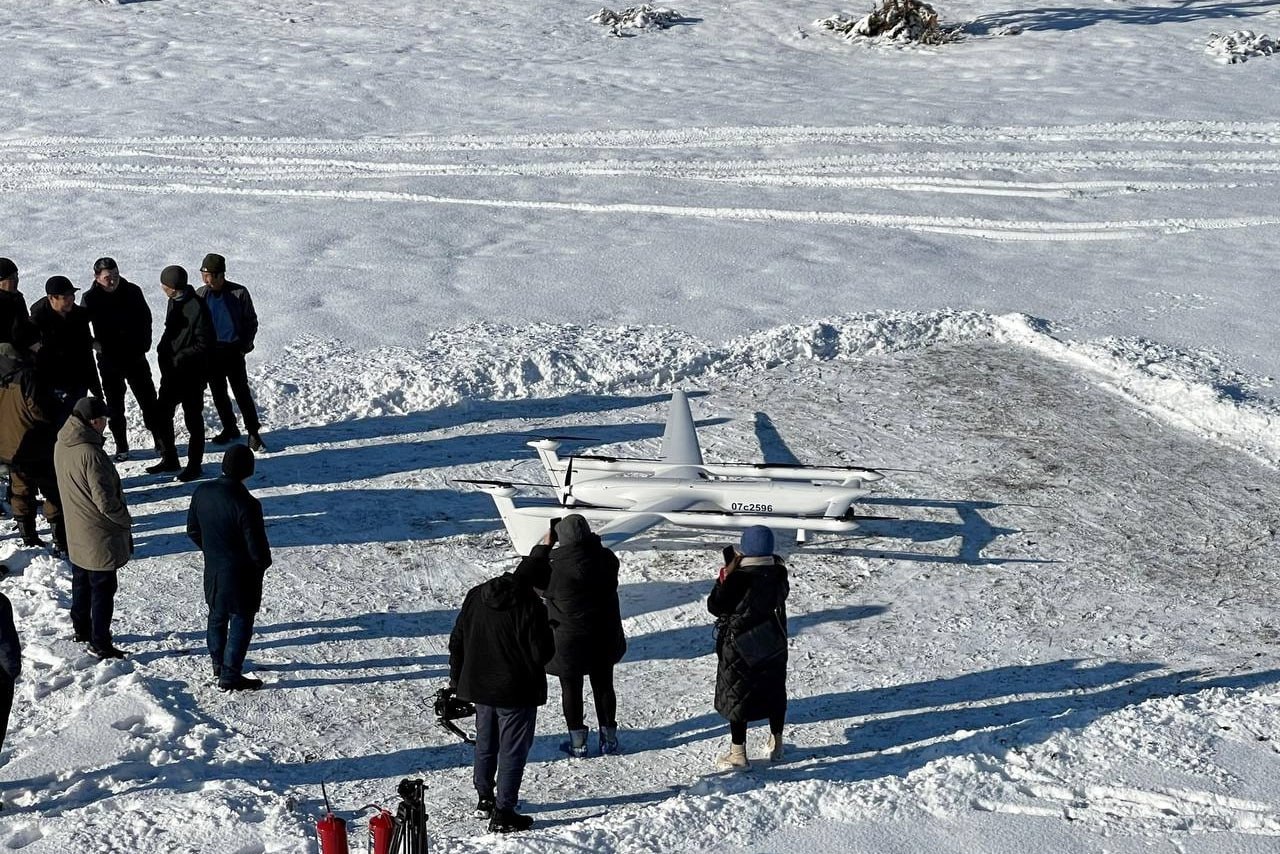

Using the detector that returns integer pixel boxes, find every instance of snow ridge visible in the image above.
[258,311,1280,466]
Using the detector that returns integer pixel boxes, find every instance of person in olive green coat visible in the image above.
[53,397,133,659]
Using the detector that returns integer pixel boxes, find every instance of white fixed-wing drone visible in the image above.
[462,391,886,554]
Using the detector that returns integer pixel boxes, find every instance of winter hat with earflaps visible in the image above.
[555,514,592,545]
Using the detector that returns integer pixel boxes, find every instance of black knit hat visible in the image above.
[160,265,188,288]
[0,258,17,280]
[93,257,119,274]
[222,444,256,481]
[72,396,111,421]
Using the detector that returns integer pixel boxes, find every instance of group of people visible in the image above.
[0,253,280,777]
[448,516,791,834]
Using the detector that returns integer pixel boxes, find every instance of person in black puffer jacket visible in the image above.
[707,525,790,770]
[148,265,213,482]
[448,564,554,834]
[516,513,627,757]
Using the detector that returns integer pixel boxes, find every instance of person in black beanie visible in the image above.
[0,258,31,347]
[31,276,102,428]
[148,265,213,482]
[80,258,159,462]
[186,444,272,691]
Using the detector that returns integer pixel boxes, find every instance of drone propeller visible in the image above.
[452,478,548,489]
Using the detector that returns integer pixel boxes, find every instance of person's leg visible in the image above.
[9,470,40,545]
[98,358,129,450]
[207,349,237,435]
[494,706,537,812]
[88,570,119,649]
[472,703,499,800]
[0,675,13,754]
[150,379,181,466]
[222,611,256,677]
[224,350,261,435]
[70,564,92,640]
[588,665,617,729]
[206,602,229,677]
[559,673,585,731]
[179,381,207,470]
[124,354,160,440]
[730,720,748,745]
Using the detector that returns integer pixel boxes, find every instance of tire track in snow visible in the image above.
[2,121,1278,241]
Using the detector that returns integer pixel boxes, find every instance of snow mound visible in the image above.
[816,1,964,46]
[1205,30,1278,64]
[590,5,686,36]
[253,311,1280,467]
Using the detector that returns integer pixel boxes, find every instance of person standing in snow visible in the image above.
[53,397,132,659]
[448,562,554,834]
[186,445,272,692]
[30,276,102,428]
[0,321,66,552]
[0,590,20,756]
[80,257,159,462]
[516,514,627,756]
[0,258,31,346]
[196,254,265,452]
[707,525,790,770]
[148,265,213,482]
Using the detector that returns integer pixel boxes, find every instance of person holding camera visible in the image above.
[516,514,627,757]
[448,561,554,833]
[708,525,790,770]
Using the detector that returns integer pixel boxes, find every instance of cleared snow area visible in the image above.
[2,0,1279,852]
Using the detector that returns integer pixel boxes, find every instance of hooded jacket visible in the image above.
[53,414,133,571]
[448,573,554,708]
[708,556,790,723]
[0,342,58,476]
[516,524,626,677]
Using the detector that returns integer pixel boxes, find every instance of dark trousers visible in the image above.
[10,467,61,524]
[209,346,260,435]
[70,565,118,649]
[560,666,617,730]
[154,374,206,468]
[99,352,158,451]
[730,712,786,745]
[473,704,537,811]
[207,605,256,678]
[0,675,13,754]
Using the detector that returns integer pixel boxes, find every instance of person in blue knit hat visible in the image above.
[707,525,790,769]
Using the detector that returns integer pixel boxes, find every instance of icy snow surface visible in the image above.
[2,1,1280,852]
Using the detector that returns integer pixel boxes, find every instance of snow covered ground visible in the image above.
[2,1,1279,852]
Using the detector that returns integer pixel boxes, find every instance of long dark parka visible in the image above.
[708,555,790,723]
[518,519,626,678]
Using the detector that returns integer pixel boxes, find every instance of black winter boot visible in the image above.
[19,516,45,548]
[51,519,68,556]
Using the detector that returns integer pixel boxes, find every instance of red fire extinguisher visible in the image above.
[317,782,350,854]
[367,807,395,854]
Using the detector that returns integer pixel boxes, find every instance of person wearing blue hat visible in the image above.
[707,525,790,770]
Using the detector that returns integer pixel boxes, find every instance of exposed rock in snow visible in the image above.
[591,5,686,37]
[1205,30,1278,64]
[816,1,964,46]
